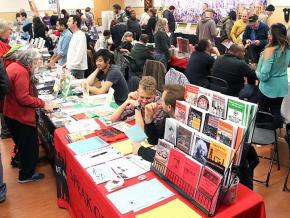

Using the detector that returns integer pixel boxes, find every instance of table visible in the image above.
[170,57,189,70]
[54,127,266,218]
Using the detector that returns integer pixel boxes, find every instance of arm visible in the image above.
[258,26,269,48]
[28,0,39,17]
[230,23,238,43]
[85,69,99,86]
[256,48,274,82]
[88,81,112,95]
[210,21,218,38]
[137,146,156,162]
[225,21,232,39]
[240,61,257,84]
[242,26,249,45]
[135,109,144,129]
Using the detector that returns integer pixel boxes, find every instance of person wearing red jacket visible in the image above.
[3,49,53,183]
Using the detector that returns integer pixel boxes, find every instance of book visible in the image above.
[166,148,186,181]
[196,88,212,111]
[184,84,199,106]
[206,139,233,175]
[125,124,148,142]
[191,133,211,165]
[65,133,86,143]
[75,146,123,168]
[164,118,178,146]
[226,98,250,126]
[67,136,109,155]
[176,123,195,154]
[216,119,237,148]
[71,112,90,121]
[210,92,228,119]
[180,156,203,197]
[153,139,174,170]
[175,100,190,124]
[65,118,101,133]
[202,113,219,139]
[194,166,223,214]
[187,105,206,132]
[232,125,246,165]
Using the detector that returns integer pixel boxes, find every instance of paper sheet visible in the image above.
[136,198,201,218]
[86,163,118,184]
[125,125,148,142]
[68,136,108,155]
[65,118,100,133]
[107,178,174,214]
[112,140,153,155]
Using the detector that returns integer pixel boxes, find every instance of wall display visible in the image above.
[125,0,144,7]
[155,0,268,24]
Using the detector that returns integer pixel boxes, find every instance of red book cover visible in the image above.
[184,84,199,106]
[194,166,222,214]
[166,148,186,183]
[174,101,189,124]
[71,113,90,121]
[180,157,203,197]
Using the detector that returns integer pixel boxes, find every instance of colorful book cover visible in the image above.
[176,124,195,155]
[71,113,90,121]
[206,140,233,175]
[175,101,190,124]
[65,133,86,143]
[180,156,203,196]
[184,84,199,106]
[226,98,248,126]
[194,166,222,214]
[196,88,212,111]
[191,133,211,165]
[166,148,186,182]
[164,118,178,146]
[187,105,205,132]
[210,92,228,119]
[153,139,174,175]
[216,119,237,148]
[232,126,245,165]
[202,113,219,139]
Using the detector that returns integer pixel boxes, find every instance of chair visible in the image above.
[283,123,290,191]
[143,60,167,92]
[251,111,280,187]
[123,54,141,78]
[207,75,229,94]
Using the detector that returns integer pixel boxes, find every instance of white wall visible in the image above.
[0,0,94,12]
[271,0,290,7]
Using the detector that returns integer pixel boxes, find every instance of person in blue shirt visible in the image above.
[48,18,72,67]
[243,14,269,63]
[256,23,290,128]
[19,12,31,40]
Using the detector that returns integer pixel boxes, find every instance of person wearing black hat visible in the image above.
[259,4,275,26]
[242,14,269,63]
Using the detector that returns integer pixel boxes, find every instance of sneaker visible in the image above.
[0,196,6,203]
[18,172,45,184]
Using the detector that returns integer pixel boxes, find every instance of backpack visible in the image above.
[0,58,9,100]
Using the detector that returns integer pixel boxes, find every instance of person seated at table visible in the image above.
[117,31,134,53]
[110,76,166,129]
[132,84,185,162]
[83,49,129,105]
[185,39,219,87]
[94,30,113,52]
[130,34,153,75]
[3,49,53,183]
[212,44,257,97]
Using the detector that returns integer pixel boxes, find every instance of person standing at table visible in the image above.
[259,4,275,27]
[110,76,166,129]
[256,23,290,129]
[48,18,72,68]
[230,10,249,44]
[140,7,150,28]
[243,14,269,64]
[185,39,219,87]
[66,15,88,79]
[196,8,217,45]
[132,84,185,162]
[3,49,53,183]
[83,49,129,105]
[145,8,158,43]
[163,5,176,35]
[113,4,128,24]
[154,18,171,69]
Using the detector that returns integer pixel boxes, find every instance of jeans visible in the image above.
[4,117,39,180]
[0,152,7,200]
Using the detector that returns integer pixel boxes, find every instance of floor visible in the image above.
[0,138,289,218]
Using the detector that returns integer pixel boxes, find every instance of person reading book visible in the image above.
[82,49,129,105]
[132,85,185,162]
[110,76,166,129]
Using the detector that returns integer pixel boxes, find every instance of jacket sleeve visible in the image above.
[225,21,232,39]
[13,70,45,108]
[144,118,166,145]
[210,21,217,37]
[230,23,238,43]
[138,146,156,163]
[240,61,257,84]
[242,26,249,45]
[259,25,269,48]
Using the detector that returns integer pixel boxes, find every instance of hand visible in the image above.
[126,99,138,107]
[144,102,158,124]
[128,91,138,101]
[132,142,142,155]
[47,61,54,69]
[249,63,257,70]
[44,102,53,112]
[246,39,251,45]
[211,46,220,56]
[254,40,260,46]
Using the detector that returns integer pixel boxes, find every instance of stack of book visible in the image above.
[152,84,258,215]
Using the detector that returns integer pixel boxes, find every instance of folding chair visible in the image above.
[207,75,229,94]
[283,123,290,191]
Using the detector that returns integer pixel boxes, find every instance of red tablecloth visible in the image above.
[170,57,189,70]
[54,127,266,218]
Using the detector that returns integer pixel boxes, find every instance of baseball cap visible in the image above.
[249,14,258,24]
[266,4,275,12]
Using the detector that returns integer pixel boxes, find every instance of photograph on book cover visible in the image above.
[191,135,210,165]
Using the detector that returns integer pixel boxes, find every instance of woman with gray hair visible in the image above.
[3,49,53,183]
[154,18,171,69]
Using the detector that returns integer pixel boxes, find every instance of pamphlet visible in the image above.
[86,163,118,184]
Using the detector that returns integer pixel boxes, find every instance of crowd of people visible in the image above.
[0,0,290,205]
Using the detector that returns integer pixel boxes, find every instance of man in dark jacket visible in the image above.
[212,44,257,97]
[130,34,153,75]
[243,14,269,63]
[163,5,176,33]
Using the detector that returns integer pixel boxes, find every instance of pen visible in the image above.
[91,151,107,158]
